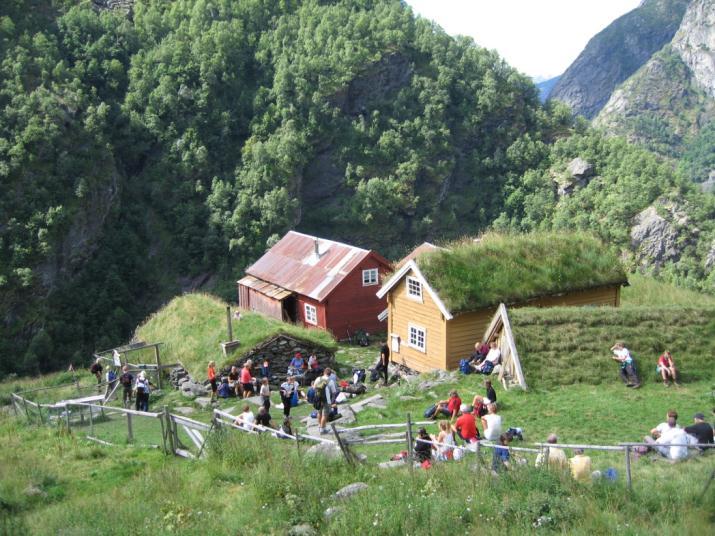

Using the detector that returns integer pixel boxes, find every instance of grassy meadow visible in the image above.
[1,277,714,534]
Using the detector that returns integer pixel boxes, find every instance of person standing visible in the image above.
[259,378,271,411]
[208,361,217,403]
[90,358,103,385]
[314,369,332,434]
[134,371,152,412]
[240,360,254,398]
[279,376,299,418]
[610,342,640,388]
[119,365,134,408]
[379,340,390,385]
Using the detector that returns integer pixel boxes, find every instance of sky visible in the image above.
[405,0,642,80]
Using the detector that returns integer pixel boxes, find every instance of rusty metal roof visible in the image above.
[238,275,293,301]
[244,231,388,302]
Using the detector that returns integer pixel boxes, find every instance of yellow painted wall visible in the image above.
[445,308,496,369]
[387,273,446,372]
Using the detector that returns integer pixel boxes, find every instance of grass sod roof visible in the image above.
[134,293,336,379]
[417,232,627,314]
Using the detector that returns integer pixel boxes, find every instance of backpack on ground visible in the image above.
[218,382,232,398]
[459,359,472,375]
[369,368,380,382]
[352,368,366,384]
[306,386,316,404]
[344,383,367,395]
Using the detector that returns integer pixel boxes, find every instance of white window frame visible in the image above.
[408,323,426,353]
[362,268,379,286]
[390,333,400,353]
[406,276,423,302]
[304,303,318,325]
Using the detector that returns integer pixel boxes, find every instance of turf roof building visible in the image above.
[376,233,628,372]
[238,231,392,339]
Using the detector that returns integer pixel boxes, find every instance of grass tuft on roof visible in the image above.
[417,232,627,313]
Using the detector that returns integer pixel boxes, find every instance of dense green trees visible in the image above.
[0,0,711,377]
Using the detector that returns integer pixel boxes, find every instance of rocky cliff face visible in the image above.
[549,0,690,119]
[672,0,715,98]
[593,0,715,156]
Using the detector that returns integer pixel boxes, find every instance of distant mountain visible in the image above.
[594,0,715,181]
[535,75,560,102]
[549,0,690,119]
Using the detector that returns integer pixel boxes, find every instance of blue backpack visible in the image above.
[459,359,472,375]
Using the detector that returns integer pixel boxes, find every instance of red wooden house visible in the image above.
[237,231,392,339]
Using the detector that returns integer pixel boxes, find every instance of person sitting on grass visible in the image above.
[481,403,502,441]
[228,366,240,397]
[471,395,488,418]
[414,427,434,464]
[569,448,592,482]
[492,433,512,473]
[644,414,690,461]
[657,351,679,387]
[235,405,255,431]
[255,406,274,430]
[610,342,640,388]
[433,390,462,421]
[535,433,568,469]
[485,379,497,404]
[287,352,305,378]
[650,409,680,438]
[452,404,479,443]
[473,341,501,375]
[240,360,254,399]
[684,412,713,447]
[468,341,489,367]
[435,420,456,461]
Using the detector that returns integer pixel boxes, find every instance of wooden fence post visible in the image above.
[65,405,71,432]
[127,412,134,443]
[154,346,162,390]
[159,408,168,455]
[37,404,43,425]
[624,446,632,490]
[226,306,233,342]
[476,439,482,465]
[11,395,18,418]
[21,396,30,421]
[406,413,414,469]
[89,404,94,437]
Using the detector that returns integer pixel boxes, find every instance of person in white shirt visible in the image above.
[474,341,501,375]
[234,405,256,432]
[481,403,502,440]
[645,412,689,460]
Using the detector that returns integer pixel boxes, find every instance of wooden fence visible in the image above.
[9,390,713,490]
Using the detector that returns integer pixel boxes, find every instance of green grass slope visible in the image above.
[134,293,336,379]
[511,306,715,388]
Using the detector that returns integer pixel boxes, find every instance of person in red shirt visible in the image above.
[657,351,679,387]
[453,404,479,443]
[207,361,217,403]
[434,390,462,421]
[240,360,255,398]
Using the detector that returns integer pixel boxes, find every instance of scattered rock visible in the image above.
[194,397,212,409]
[351,394,384,413]
[244,396,264,406]
[333,405,356,425]
[173,406,195,415]
[334,482,368,499]
[378,459,406,470]
[567,157,594,179]
[306,442,342,460]
[288,524,316,536]
[323,506,345,520]
[417,380,437,391]
[24,485,46,498]
[180,390,197,399]
[399,395,420,401]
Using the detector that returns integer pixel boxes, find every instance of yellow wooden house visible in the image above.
[376,234,627,373]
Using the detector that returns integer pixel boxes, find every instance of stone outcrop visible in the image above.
[630,200,694,268]
[92,0,134,14]
[553,158,595,196]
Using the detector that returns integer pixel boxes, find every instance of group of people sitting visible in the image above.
[462,341,502,375]
[610,343,681,388]
[642,409,713,460]
[208,352,323,403]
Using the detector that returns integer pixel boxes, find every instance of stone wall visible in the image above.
[223,334,335,385]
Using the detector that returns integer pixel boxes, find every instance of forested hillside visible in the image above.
[1,0,714,378]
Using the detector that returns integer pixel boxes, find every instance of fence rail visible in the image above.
[9,389,714,491]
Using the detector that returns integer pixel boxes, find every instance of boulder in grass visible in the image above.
[323,506,344,520]
[334,482,368,499]
[194,397,212,409]
[288,524,316,536]
[306,442,342,460]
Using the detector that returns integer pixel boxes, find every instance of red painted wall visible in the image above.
[323,253,390,339]
[296,295,328,331]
